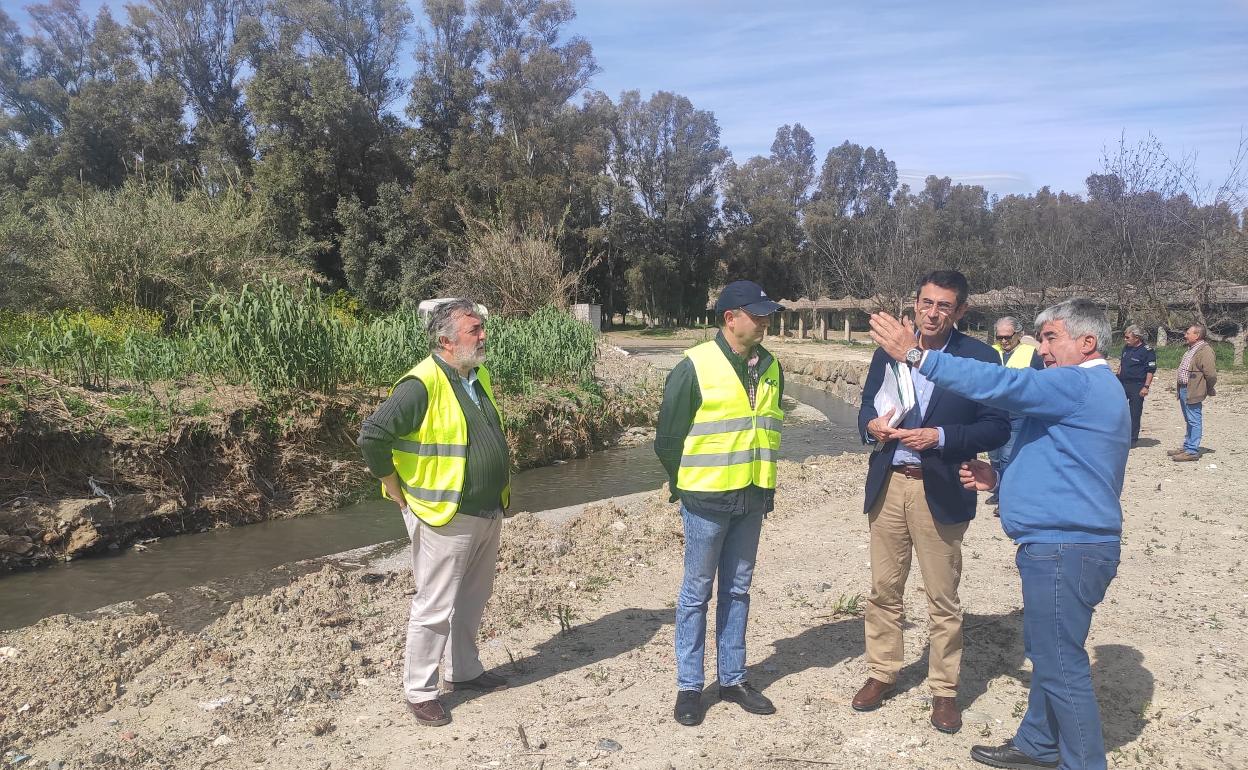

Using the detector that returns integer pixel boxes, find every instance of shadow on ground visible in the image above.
[447,607,671,709]
[447,606,1152,753]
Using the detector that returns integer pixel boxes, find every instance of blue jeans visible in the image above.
[1014,542,1120,770]
[1178,386,1203,454]
[675,505,764,691]
[989,415,1026,479]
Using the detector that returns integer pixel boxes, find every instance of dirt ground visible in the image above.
[2,351,1246,768]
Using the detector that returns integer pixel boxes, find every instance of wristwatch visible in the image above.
[904,347,924,367]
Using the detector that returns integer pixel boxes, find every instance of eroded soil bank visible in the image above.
[0,346,662,573]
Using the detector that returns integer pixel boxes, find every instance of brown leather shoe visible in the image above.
[931,695,962,733]
[406,698,451,726]
[1172,452,1200,462]
[851,677,896,711]
[1167,447,1188,457]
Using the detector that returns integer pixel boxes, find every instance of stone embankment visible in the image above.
[775,353,870,406]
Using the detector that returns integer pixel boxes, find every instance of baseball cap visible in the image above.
[714,280,784,316]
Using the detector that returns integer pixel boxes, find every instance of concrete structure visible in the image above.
[570,303,602,332]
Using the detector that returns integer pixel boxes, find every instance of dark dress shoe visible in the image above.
[674,690,702,726]
[719,682,776,715]
[970,741,1058,768]
[406,698,451,727]
[445,671,509,692]
[851,677,895,711]
[930,695,961,733]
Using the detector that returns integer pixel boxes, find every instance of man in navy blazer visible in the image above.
[850,270,1009,735]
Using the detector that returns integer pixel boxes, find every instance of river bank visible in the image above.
[0,344,663,573]
[1,366,1246,768]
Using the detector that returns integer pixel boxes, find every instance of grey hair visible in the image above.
[426,298,481,347]
[1034,298,1111,354]
[994,316,1021,334]
[1124,324,1147,342]
[1188,323,1208,340]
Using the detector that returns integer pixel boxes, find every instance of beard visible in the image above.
[451,341,486,369]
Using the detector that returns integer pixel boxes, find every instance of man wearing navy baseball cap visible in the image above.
[655,280,786,726]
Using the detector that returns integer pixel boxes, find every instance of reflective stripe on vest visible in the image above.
[993,343,1037,369]
[677,341,784,492]
[387,357,511,526]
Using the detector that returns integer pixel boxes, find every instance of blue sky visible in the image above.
[16,0,1248,198]
[565,0,1248,197]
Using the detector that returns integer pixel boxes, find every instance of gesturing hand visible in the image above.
[959,459,998,492]
[868,312,917,363]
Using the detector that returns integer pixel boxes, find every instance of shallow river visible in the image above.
[0,375,865,630]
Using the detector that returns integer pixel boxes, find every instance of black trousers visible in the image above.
[1121,379,1145,442]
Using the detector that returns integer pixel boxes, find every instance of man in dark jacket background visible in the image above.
[852,270,1009,735]
[1117,324,1156,446]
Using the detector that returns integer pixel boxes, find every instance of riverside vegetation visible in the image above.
[0,283,660,572]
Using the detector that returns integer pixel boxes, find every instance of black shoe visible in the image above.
[444,670,508,692]
[719,682,776,715]
[674,690,702,726]
[970,741,1058,768]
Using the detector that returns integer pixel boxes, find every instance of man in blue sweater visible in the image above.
[870,298,1128,770]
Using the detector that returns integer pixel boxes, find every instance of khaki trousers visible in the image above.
[865,471,968,697]
[402,508,502,703]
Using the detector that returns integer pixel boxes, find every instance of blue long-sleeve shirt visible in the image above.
[917,352,1128,544]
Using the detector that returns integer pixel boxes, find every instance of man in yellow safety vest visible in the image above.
[655,280,785,727]
[357,298,511,727]
[987,317,1045,503]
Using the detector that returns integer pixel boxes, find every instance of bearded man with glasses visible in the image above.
[853,270,1009,734]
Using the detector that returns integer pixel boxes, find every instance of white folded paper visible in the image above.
[873,360,916,429]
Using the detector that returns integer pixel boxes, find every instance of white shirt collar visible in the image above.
[1078,358,1109,368]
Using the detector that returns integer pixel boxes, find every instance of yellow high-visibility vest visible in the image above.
[388,356,510,526]
[993,342,1038,369]
[677,341,784,492]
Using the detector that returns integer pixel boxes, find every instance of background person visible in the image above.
[987,317,1044,503]
[854,270,1009,735]
[655,280,784,727]
[1117,325,1156,446]
[1170,323,1217,462]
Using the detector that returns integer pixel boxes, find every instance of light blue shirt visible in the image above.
[892,336,947,466]
[461,368,483,408]
[435,354,483,408]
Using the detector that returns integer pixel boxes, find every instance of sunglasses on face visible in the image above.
[996,334,1018,340]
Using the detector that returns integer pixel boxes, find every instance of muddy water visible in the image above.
[0,379,865,631]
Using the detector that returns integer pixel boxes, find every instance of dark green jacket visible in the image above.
[654,331,784,517]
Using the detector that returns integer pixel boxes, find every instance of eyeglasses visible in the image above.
[917,299,958,315]
[995,334,1018,340]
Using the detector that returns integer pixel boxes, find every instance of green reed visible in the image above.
[0,283,596,396]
